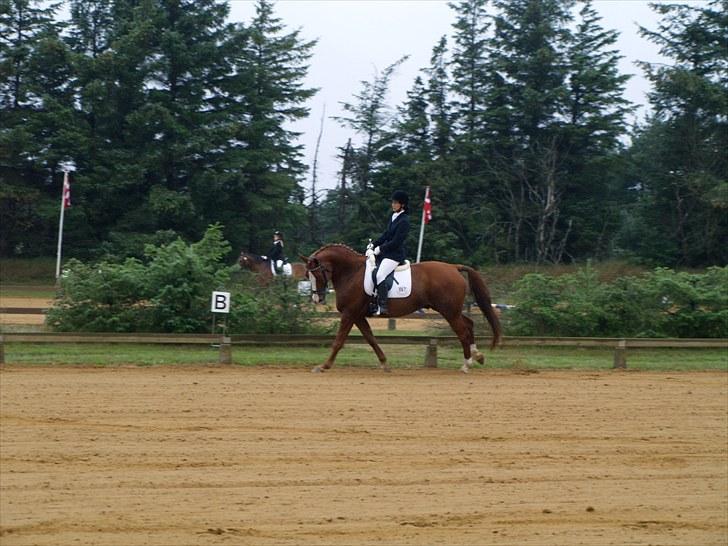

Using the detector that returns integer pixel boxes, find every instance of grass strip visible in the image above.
[3,343,726,371]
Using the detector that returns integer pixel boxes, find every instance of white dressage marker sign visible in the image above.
[211,291,231,314]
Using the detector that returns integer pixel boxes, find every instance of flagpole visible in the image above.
[415,186,429,263]
[55,171,68,281]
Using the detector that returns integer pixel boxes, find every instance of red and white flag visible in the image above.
[62,171,71,208]
[423,186,432,224]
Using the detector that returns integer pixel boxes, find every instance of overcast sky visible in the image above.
[229,0,702,194]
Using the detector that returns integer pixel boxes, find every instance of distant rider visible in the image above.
[267,231,286,274]
[366,190,410,316]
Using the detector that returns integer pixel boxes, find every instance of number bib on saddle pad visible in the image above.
[363,259,412,298]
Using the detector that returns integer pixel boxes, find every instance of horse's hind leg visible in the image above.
[355,318,390,372]
[463,315,485,365]
[445,313,475,373]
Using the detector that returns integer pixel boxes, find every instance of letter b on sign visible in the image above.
[211,291,231,313]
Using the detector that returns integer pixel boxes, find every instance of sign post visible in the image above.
[211,291,232,364]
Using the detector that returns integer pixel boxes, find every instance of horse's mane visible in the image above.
[311,243,363,257]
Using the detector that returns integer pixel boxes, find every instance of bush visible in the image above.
[646,267,728,338]
[47,225,325,334]
[226,273,327,334]
[507,266,727,338]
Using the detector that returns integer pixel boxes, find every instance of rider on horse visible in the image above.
[266,231,286,274]
[366,190,410,316]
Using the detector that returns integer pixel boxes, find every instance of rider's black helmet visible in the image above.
[391,190,409,207]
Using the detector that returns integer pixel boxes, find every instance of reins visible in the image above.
[306,260,330,301]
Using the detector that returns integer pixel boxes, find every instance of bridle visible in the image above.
[239,252,265,266]
[305,258,329,303]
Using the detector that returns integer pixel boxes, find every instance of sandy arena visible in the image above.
[1,366,726,545]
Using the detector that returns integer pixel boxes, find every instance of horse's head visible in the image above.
[302,253,329,305]
[238,251,250,269]
[302,244,363,304]
[238,251,263,271]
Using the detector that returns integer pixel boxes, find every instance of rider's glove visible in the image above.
[261,255,267,260]
[373,246,381,256]
[365,248,375,259]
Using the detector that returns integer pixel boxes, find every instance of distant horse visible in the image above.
[303,244,502,373]
[238,251,307,283]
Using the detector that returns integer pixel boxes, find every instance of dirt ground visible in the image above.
[1,367,726,546]
[0,297,50,326]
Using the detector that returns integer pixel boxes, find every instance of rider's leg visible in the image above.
[374,258,398,316]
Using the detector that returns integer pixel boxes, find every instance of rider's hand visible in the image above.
[373,246,381,256]
[365,248,375,259]
[261,255,267,260]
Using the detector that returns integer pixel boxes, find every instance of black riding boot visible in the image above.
[375,281,389,316]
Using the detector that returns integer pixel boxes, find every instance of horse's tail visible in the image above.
[458,265,502,349]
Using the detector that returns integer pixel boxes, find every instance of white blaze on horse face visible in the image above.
[308,271,319,303]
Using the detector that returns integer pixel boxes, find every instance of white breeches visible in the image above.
[376,258,399,285]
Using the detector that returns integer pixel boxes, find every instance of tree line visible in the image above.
[1,0,725,268]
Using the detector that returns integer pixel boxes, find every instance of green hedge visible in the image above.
[47,225,324,334]
[506,266,727,338]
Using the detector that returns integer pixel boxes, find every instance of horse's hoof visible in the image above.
[474,352,485,365]
[381,365,392,373]
[312,366,325,373]
[460,365,470,374]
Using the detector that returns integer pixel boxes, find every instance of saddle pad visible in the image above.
[364,259,412,298]
[270,262,293,276]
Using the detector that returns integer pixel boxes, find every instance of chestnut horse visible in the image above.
[303,244,502,373]
[238,251,306,283]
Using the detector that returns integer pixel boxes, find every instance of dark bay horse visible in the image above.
[303,244,502,373]
[238,251,307,283]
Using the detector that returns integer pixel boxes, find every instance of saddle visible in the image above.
[363,259,412,299]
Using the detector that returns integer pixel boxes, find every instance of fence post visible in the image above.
[424,338,438,368]
[219,336,232,365]
[613,339,627,369]
[388,318,396,331]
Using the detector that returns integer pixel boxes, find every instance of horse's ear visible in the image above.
[299,254,309,262]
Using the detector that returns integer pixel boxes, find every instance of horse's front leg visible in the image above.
[355,318,390,372]
[313,314,355,373]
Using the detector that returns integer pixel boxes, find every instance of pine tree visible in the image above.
[446,0,502,263]
[335,56,408,190]
[559,0,632,259]
[330,56,408,247]
[424,36,451,160]
[622,0,727,266]
[0,0,75,256]
[487,0,574,262]
[210,0,316,253]
[448,0,491,145]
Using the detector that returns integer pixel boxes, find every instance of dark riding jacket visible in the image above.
[268,240,284,262]
[373,210,410,263]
